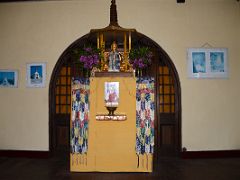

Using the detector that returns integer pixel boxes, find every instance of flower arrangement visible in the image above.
[74,46,101,70]
[129,47,153,70]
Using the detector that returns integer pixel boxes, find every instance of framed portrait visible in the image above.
[26,63,46,87]
[0,69,18,88]
[104,82,119,107]
[187,48,228,78]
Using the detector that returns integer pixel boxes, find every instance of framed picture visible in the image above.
[187,48,228,78]
[26,63,46,87]
[0,69,18,88]
[104,82,119,107]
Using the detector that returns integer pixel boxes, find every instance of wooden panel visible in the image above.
[160,106,163,113]
[164,95,170,103]
[56,86,60,94]
[159,85,163,93]
[67,105,71,114]
[182,150,240,159]
[163,67,169,74]
[60,77,66,85]
[163,76,170,84]
[56,105,59,113]
[60,87,66,94]
[163,105,170,113]
[57,126,69,146]
[67,96,71,104]
[67,77,71,85]
[67,67,71,75]
[56,79,60,85]
[56,96,59,104]
[0,150,50,158]
[159,95,163,103]
[159,77,163,84]
[158,63,180,156]
[60,67,67,75]
[61,106,67,113]
[60,96,66,104]
[171,95,175,103]
[67,88,71,94]
[55,65,72,116]
[164,86,170,94]
[161,125,174,145]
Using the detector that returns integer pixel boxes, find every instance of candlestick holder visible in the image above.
[106,106,117,116]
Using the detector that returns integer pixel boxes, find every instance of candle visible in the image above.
[124,32,127,54]
[129,32,131,51]
[97,33,100,49]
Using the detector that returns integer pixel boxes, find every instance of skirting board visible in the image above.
[181,150,240,159]
[0,150,50,158]
[1,150,239,159]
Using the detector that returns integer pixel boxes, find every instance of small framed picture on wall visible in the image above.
[187,48,228,78]
[0,69,18,88]
[26,63,46,87]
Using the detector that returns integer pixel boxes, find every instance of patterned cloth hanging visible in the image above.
[136,77,154,167]
[71,78,90,155]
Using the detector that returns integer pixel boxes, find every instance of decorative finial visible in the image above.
[110,0,119,26]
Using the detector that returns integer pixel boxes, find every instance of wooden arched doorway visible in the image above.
[49,32,181,161]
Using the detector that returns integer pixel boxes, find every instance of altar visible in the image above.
[70,0,154,172]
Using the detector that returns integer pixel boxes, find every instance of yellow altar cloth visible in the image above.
[70,76,152,172]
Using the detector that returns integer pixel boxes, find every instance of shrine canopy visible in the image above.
[90,0,136,35]
[90,0,136,60]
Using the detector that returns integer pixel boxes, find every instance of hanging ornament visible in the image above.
[136,77,155,168]
[70,78,90,166]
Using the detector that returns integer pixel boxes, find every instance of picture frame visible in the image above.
[187,48,228,78]
[0,69,18,88]
[26,63,46,87]
[104,82,119,107]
